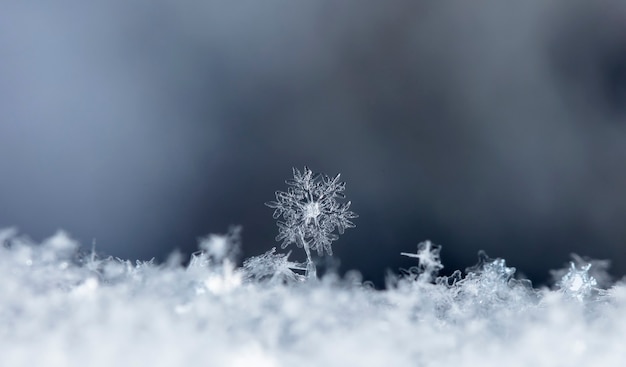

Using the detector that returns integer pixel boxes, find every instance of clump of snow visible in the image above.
[1,229,625,367]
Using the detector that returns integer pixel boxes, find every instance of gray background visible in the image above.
[2,1,626,286]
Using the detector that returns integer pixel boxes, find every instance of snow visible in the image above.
[1,228,625,367]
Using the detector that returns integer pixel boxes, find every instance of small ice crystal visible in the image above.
[558,262,597,301]
[198,226,241,264]
[401,240,443,282]
[459,251,526,304]
[243,248,305,284]
[466,251,516,284]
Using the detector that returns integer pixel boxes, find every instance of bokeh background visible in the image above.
[2,0,626,287]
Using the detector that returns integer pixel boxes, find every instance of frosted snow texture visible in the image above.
[1,229,626,367]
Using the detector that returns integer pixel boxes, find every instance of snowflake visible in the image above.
[457,251,534,304]
[401,240,443,282]
[243,247,305,284]
[401,241,443,272]
[558,262,598,301]
[266,166,357,258]
[465,251,516,284]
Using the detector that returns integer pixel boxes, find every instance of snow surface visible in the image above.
[1,227,625,367]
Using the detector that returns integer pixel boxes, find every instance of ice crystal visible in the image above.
[465,251,516,284]
[457,251,535,310]
[551,254,612,289]
[401,240,443,283]
[266,166,357,278]
[558,262,598,301]
[243,247,305,284]
[197,226,241,264]
[189,227,241,270]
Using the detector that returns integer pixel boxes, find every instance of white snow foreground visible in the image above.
[1,229,625,367]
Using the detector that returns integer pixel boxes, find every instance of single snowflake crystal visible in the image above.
[266,166,357,278]
[401,240,443,282]
[198,226,241,264]
[558,262,597,301]
[243,247,305,284]
[466,251,516,284]
[459,251,530,304]
[266,166,357,256]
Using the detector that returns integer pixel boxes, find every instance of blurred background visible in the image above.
[1,0,626,287]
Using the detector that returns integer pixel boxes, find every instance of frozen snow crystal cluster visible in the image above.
[1,227,626,367]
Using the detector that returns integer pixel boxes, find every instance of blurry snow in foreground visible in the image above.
[1,228,625,367]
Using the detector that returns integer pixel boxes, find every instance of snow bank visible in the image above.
[1,228,624,367]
